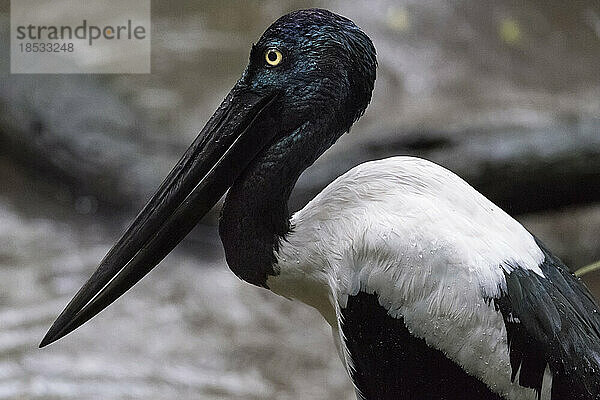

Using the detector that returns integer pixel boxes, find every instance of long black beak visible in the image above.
[40,83,278,348]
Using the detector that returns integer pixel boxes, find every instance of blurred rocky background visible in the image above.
[0,0,598,399]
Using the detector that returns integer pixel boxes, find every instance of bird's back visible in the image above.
[270,156,600,400]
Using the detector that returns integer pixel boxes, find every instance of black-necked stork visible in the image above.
[40,9,600,400]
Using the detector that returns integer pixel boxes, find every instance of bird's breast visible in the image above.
[267,246,338,327]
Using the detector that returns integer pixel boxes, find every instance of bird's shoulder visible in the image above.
[291,155,546,297]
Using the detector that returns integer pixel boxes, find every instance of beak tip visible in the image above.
[39,322,66,349]
[38,335,52,348]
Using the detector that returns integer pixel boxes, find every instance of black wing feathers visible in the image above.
[341,292,503,400]
[341,236,600,400]
[494,238,600,400]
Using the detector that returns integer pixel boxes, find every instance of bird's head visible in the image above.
[40,9,376,347]
[243,9,376,134]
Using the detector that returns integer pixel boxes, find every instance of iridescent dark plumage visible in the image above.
[221,9,377,287]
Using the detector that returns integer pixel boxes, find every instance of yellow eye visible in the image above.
[265,48,283,66]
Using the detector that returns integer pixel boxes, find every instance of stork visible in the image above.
[40,9,600,400]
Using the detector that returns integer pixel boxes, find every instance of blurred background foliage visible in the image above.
[0,0,598,399]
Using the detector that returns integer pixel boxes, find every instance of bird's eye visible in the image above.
[265,48,283,66]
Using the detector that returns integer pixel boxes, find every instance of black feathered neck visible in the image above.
[218,9,377,287]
